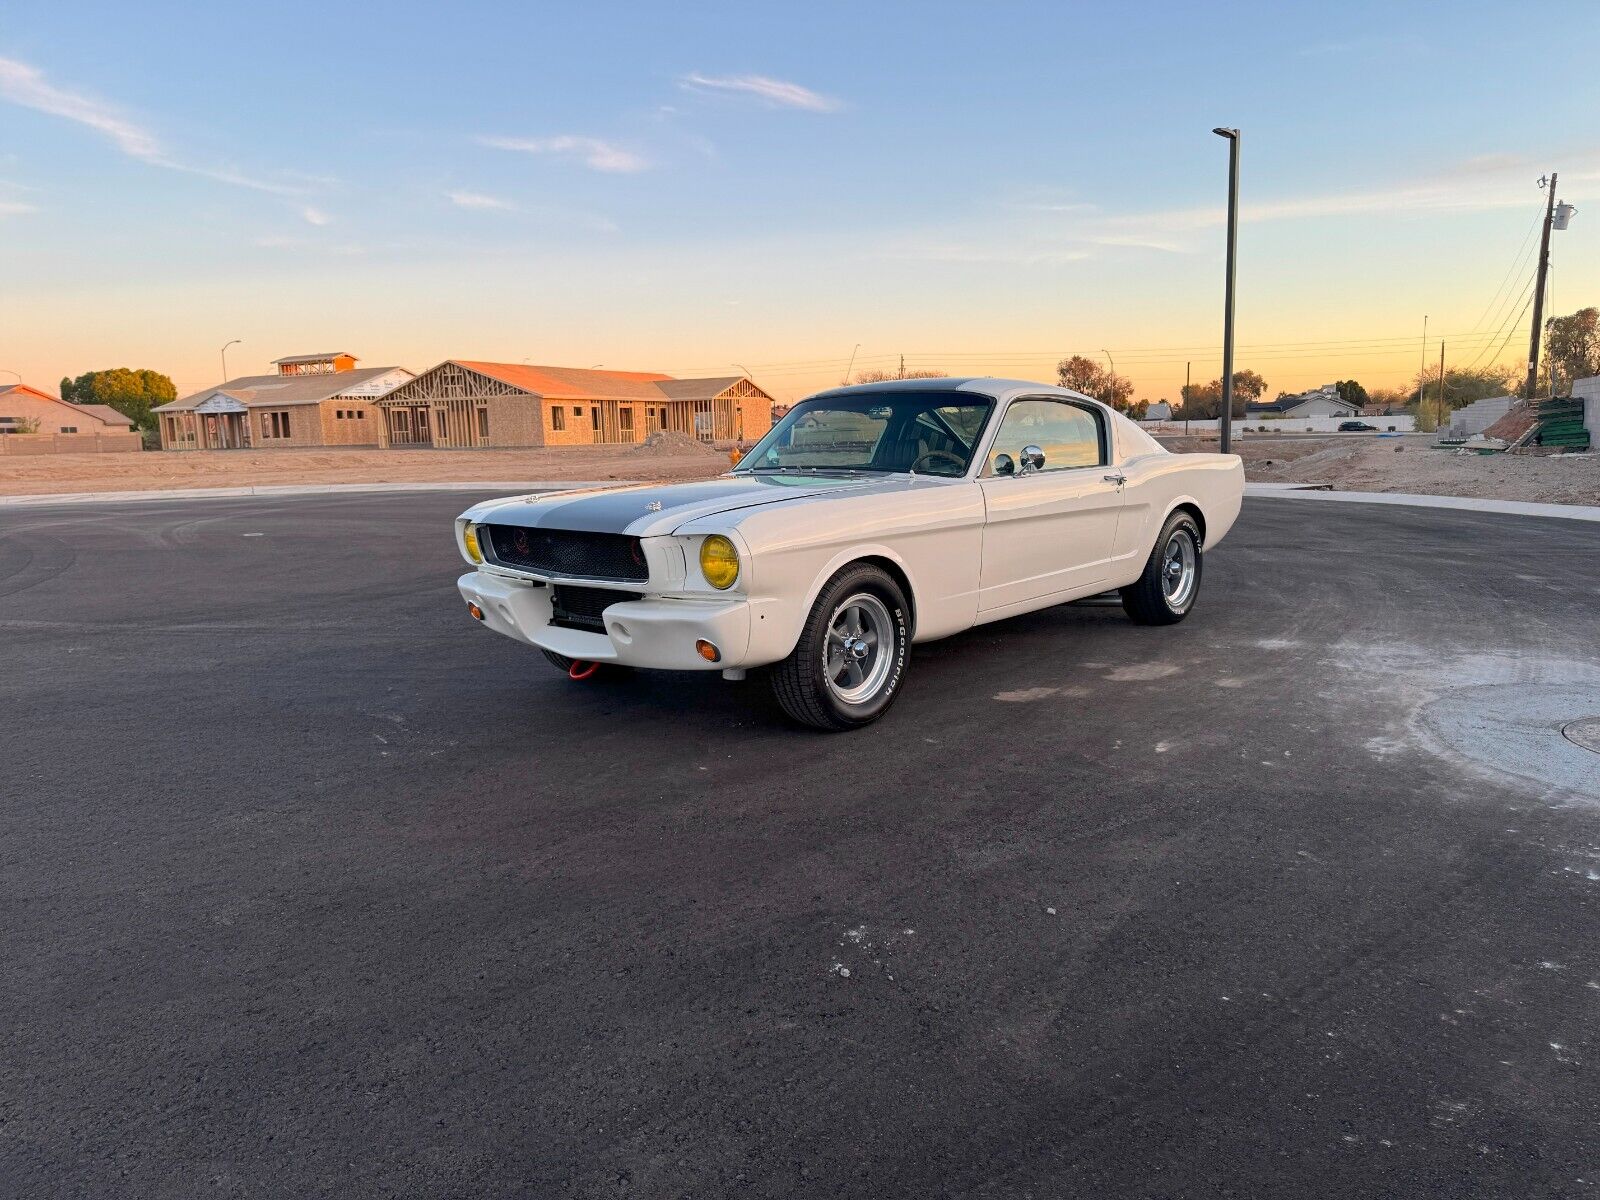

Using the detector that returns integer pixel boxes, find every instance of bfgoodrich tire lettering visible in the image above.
[1121,511,1203,626]
[771,563,911,731]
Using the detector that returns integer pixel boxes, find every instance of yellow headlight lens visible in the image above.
[699,534,740,589]
[462,522,483,564]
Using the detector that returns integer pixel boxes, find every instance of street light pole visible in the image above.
[220,339,241,383]
[842,344,861,386]
[1213,127,1240,454]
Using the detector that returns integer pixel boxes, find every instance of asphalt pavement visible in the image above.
[2,491,1597,1198]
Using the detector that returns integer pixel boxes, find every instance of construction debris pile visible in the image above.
[1534,397,1591,451]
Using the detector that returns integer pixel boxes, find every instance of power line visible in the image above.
[1465,201,1546,336]
[1459,274,1536,374]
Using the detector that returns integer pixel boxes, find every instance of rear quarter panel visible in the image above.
[1110,451,1243,587]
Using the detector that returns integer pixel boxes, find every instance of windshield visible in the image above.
[735,391,994,477]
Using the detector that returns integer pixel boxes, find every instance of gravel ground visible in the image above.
[4,432,1595,505]
[1164,435,1599,505]
[0,440,731,497]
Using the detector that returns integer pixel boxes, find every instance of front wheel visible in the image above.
[1120,512,1203,625]
[770,564,911,731]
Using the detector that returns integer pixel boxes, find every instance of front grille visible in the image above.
[550,585,640,633]
[484,525,648,583]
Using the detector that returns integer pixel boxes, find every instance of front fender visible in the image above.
[742,541,920,666]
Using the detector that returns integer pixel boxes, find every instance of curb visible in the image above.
[0,481,634,508]
[1245,483,1600,523]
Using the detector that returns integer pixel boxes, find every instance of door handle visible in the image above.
[1103,472,1126,485]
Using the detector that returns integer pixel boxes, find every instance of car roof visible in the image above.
[805,377,1101,406]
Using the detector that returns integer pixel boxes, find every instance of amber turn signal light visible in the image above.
[695,639,720,662]
[467,603,484,622]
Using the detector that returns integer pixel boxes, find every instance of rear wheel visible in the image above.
[1120,511,1203,625]
[771,564,910,731]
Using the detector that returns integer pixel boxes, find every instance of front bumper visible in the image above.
[457,570,753,670]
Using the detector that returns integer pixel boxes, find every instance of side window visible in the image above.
[987,399,1104,474]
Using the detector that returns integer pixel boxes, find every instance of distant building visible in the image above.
[152,353,412,450]
[0,383,135,434]
[1144,401,1172,421]
[1246,384,1360,419]
[374,361,776,448]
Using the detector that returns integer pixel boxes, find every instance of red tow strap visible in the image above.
[568,660,600,681]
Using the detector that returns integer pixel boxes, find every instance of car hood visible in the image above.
[463,473,894,536]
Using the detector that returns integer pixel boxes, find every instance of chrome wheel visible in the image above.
[824,592,895,705]
[1162,529,1197,609]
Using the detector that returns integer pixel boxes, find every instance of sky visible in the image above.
[3,0,1598,404]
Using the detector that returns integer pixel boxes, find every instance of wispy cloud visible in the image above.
[1046,151,1600,248]
[0,55,316,195]
[446,189,516,211]
[299,205,332,226]
[0,55,159,159]
[0,199,37,218]
[476,134,648,173]
[678,72,842,113]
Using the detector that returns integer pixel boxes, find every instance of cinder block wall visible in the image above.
[1574,375,1599,441]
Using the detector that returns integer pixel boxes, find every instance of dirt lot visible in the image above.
[0,437,732,497]
[2,432,1595,505]
[1162,434,1599,505]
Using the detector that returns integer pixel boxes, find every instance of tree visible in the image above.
[1364,385,1408,415]
[1539,306,1600,396]
[1055,355,1133,411]
[1407,364,1516,430]
[60,368,177,431]
[853,367,949,383]
[1178,369,1265,419]
[1334,379,1369,409]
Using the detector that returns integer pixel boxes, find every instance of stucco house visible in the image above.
[1246,384,1360,420]
[0,383,136,434]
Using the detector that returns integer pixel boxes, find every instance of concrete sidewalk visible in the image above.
[1244,481,1600,523]
[0,480,625,507]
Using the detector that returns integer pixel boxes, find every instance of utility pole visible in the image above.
[1213,127,1241,453]
[1184,361,1190,434]
[1525,173,1558,401]
[842,343,861,386]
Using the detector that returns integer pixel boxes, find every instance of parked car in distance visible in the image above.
[1338,420,1378,432]
[455,378,1245,730]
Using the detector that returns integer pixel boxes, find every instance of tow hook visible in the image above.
[568,660,600,681]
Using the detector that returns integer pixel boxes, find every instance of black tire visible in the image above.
[770,563,911,731]
[1120,511,1203,626]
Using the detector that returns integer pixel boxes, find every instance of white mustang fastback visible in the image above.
[456,378,1243,729]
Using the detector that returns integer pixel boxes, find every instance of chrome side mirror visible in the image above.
[992,452,1015,476]
[1018,445,1046,475]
